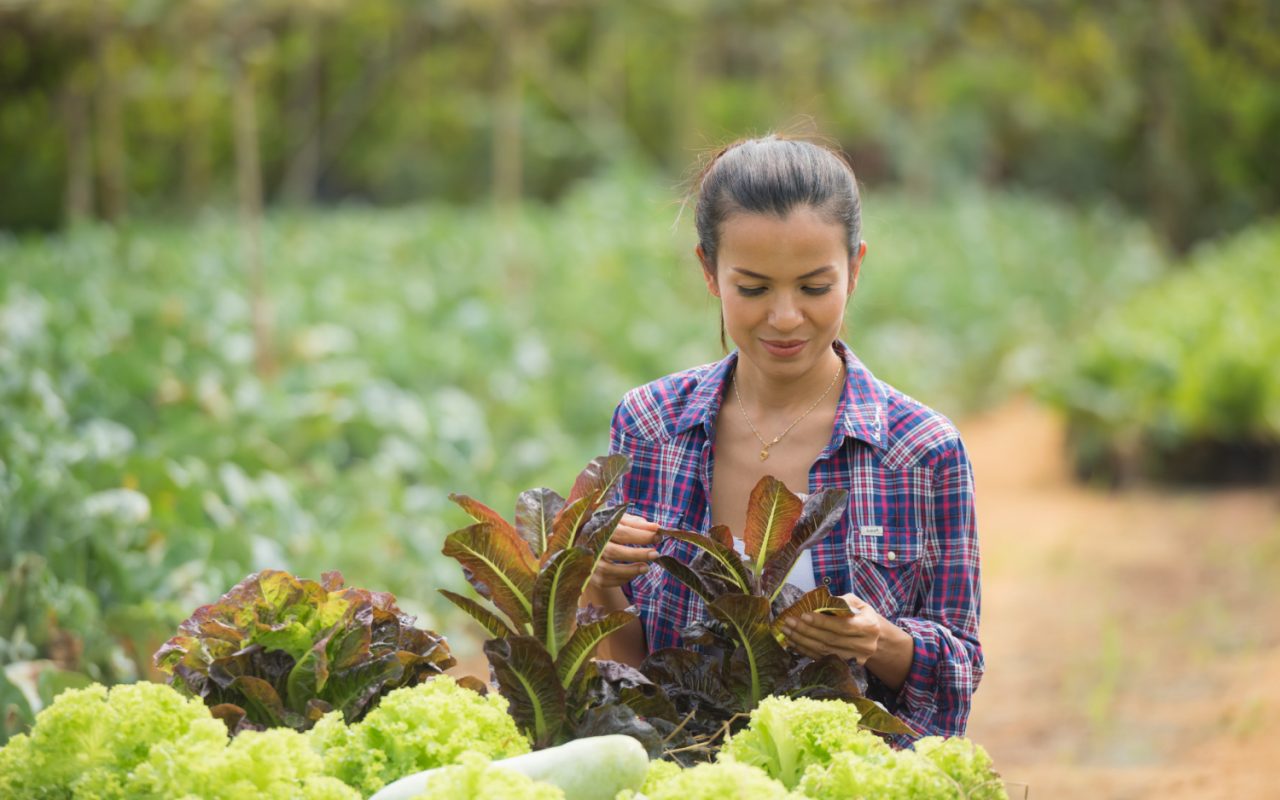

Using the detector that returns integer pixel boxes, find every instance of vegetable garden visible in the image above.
[0,174,1167,695]
[2,173,1277,797]
[1,456,1010,798]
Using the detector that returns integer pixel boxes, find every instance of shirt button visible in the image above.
[822,575,832,586]
[887,551,897,562]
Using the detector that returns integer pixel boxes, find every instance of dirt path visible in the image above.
[962,398,1280,799]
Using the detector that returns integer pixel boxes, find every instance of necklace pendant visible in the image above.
[759,448,770,461]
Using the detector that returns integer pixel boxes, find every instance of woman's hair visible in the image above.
[693,134,862,274]
[690,134,862,349]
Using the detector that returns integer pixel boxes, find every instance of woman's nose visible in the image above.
[769,294,803,331]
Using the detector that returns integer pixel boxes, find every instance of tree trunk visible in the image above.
[491,3,527,293]
[674,27,702,160]
[60,79,93,225]
[492,3,524,220]
[280,18,324,206]
[590,5,624,149]
[1144,0,1192,253]
[231,46,274,379]
[284,23,431,203]
[180,47,213,212]
[94,27,128,222]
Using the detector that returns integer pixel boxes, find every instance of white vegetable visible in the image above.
[369,734,649,800]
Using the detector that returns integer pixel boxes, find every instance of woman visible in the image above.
[581,135,982,740]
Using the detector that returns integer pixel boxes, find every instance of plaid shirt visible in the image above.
[609,340,982,741]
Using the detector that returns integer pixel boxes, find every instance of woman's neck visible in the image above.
[732,343,845,415]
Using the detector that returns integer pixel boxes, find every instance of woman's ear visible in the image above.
[847,240,867,295]
[696,245,721,297]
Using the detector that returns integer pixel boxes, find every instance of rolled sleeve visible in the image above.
[893,616,982,741]
[890,438,984,742]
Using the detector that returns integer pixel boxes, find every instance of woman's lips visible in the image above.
[761,339,806,358]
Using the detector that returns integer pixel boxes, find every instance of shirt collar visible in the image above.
[672,350,737,436]
[670,340,889,451]
[831,340,890,451]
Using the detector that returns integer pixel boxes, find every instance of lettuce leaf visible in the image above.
[309,676,530,796]
[154,569,455,732]
[0,680,361,799]
[443,456,676,751]
[644,476,916,756]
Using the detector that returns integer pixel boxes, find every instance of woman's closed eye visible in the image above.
[735,284,834,297]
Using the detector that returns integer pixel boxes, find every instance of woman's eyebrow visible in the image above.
[730,266,836,280]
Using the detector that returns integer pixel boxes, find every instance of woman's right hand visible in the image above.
[588,513,662,590]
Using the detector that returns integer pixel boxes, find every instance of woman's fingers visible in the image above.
[597,560,650,579]
[590,514,658,588]
[601,541,659,564]
[784,614,873,663]
[620,513,659,531]
[589,559,651,589]
[610,525,660,546]
[783,625,844,660]
[586,512,662,589]
[800,609,874,638]
[840,593,873,615]
[786,632,859,663]
[789,640,822,660]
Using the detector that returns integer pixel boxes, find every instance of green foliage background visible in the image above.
[1,171,1164,704]
[2,1,1279,250]
[1,0,1278,742]
[1044,222,1280,483]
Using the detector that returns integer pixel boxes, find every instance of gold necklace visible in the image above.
[732,363,844,461]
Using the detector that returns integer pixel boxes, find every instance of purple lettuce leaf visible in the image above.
[154,570,454,732]
[514,487,566,558]
[484,636,568,748]
[444,456,691,752]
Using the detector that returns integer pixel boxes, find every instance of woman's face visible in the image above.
[700,206,864,380]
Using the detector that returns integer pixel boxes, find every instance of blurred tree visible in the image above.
[23,0,150,223]
[0,0,1276,249]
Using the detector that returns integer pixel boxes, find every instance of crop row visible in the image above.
[0,174,1163,696]
[1044,221,1280,483]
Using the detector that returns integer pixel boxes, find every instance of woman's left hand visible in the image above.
[782,593,882,665]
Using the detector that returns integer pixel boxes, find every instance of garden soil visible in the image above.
[965,398,1280,800]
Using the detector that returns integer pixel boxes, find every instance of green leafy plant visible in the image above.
[715,696,1008,799]
[643,477,915,756]
[617,759,791,800]
[719,694,892,789]
[309,675,530,797]
[154,570,456,733]
[914,736,1009,800]
[1045,221,1280,484]
[0,681,360,799]
[441,455,675,750]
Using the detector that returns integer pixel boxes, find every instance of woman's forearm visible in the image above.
[581,583,647,667]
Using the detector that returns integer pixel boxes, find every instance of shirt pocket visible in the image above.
[846,527,925,620]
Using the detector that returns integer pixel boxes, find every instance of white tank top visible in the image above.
[732,536,818,592]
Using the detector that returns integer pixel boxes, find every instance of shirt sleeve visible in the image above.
[890,436,984,741]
